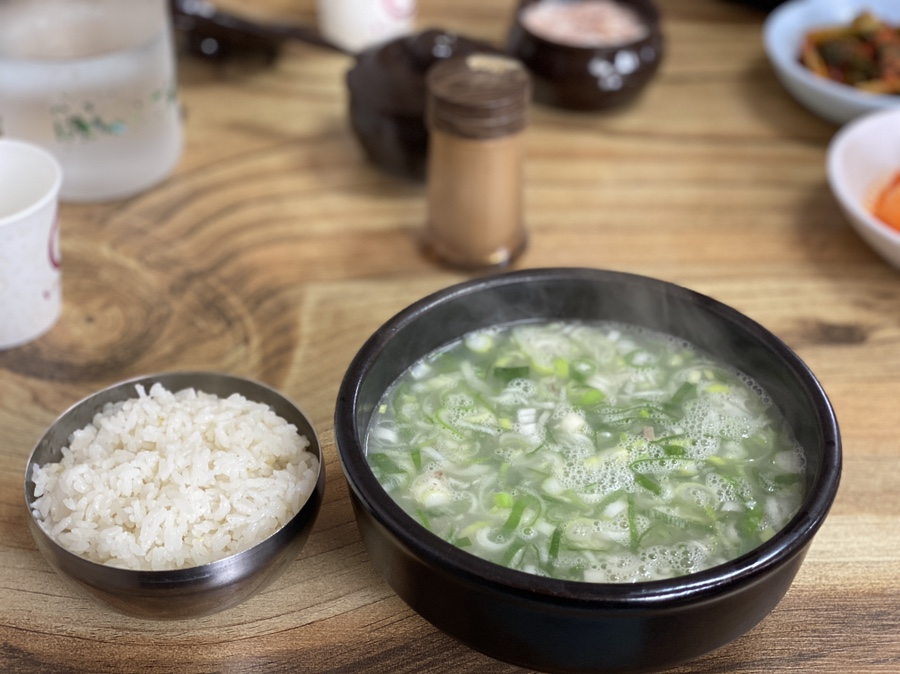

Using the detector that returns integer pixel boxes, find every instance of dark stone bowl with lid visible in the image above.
[346,29,503,181]
[507,0,664,111]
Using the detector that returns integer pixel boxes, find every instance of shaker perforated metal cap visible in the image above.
[426,54,531,139]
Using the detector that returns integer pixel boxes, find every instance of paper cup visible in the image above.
[0,138,63,349]
[317,0,416,53]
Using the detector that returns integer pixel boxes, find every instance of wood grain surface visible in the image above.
[2,0,898,672]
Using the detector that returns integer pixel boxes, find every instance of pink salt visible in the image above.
[521,0,649,48]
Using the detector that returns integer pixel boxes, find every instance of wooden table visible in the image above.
[2,0,898,671]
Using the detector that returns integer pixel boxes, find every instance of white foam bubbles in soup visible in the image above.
[365,320,806,583]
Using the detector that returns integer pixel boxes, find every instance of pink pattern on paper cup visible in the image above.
[48,216,62,270]
[381,0,416,20]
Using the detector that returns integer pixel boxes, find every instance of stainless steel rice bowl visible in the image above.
[24,371,325,620]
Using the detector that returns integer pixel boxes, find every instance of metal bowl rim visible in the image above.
[24,370,324,579]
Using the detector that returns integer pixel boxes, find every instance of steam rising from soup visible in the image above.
[365,320,806,583]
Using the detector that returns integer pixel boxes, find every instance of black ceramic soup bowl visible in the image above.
[507,0,664,111]
[333,267,841,673]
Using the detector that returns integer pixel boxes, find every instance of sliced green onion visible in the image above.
[416,508,432,530]
[501,498,528,534]
[634,472,662,495]
[494,365,530,384]
[368,453,405,476]
[548,525,563,565]
[502,539,528,567]
[627,494,640,550]
[494,492,514,509]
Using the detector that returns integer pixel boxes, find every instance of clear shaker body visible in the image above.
[424,54,531,269]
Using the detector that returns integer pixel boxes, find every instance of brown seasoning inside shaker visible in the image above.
[424,55,531,269]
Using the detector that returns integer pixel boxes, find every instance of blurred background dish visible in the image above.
[763,0,900,126]
[827,107,900,270]
[346,29,502,180]
[507,0,664,111]
[169,0,345,61]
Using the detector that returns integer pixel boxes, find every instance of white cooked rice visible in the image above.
[30,382,319,571]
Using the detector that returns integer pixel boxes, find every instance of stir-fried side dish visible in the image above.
[799,11,900,94]
[365,321,806,583]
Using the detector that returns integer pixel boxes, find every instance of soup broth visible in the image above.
[365,320,806,583]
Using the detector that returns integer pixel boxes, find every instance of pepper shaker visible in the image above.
[424,54,531,269]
